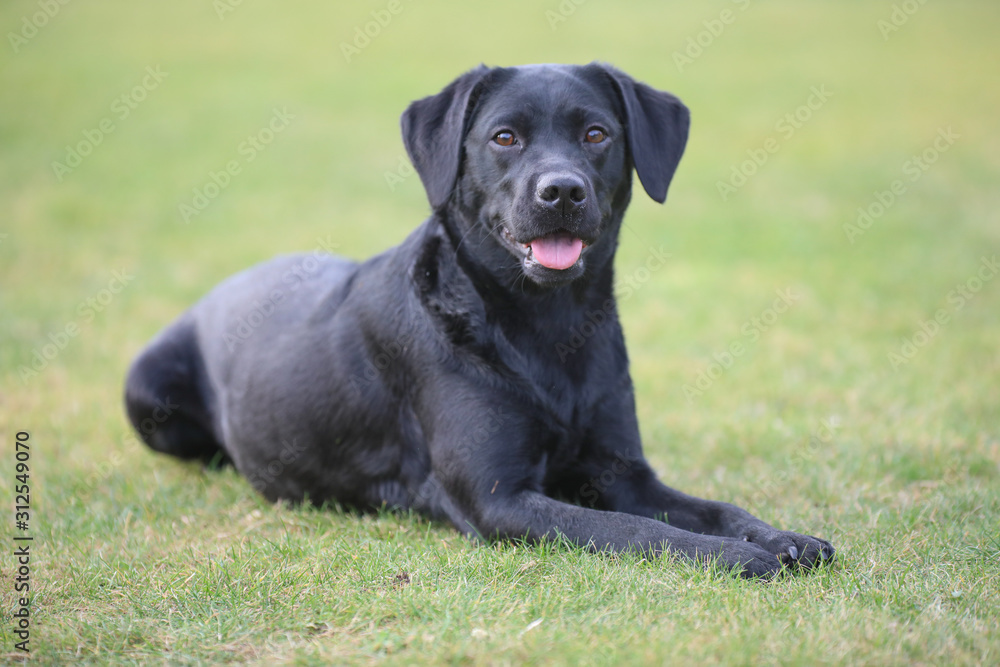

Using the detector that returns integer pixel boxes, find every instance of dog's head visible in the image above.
[402,63,689,289]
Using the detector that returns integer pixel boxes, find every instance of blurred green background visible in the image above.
[1,1,999,664]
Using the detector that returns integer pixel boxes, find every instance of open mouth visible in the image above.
[501,227,587,271]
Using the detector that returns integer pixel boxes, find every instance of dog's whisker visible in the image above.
[453,221,481,256]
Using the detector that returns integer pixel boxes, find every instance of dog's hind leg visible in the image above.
[124,315,228,465]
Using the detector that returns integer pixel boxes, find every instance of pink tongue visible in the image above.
[529,233,584,270]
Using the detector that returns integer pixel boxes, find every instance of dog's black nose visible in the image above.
[536,173,587,213]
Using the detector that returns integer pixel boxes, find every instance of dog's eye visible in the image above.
[493,131,516,147]
[585,127,607,144]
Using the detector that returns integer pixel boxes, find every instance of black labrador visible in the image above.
[125,63,834,578]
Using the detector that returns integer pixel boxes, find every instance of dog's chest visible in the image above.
[498,326,605,434]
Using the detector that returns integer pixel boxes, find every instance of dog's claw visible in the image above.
[788,546,799,560]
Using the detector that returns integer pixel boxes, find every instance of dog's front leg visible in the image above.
[626,473,834,569]
[580,400,835,569]
[420,393,787,578]
[457,485,788,579]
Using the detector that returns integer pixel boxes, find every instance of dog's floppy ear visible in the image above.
[599,65,690,204]
[401,65,491,210]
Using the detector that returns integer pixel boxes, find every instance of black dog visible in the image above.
[125,63,834,578]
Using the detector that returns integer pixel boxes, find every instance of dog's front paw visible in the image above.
[745,528,835,570]
[703,538,791,580]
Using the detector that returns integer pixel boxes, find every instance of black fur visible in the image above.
[125,63,834,578]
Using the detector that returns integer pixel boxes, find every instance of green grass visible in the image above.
[2,0,999,664]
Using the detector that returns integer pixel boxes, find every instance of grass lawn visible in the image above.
[2,0,999,664]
